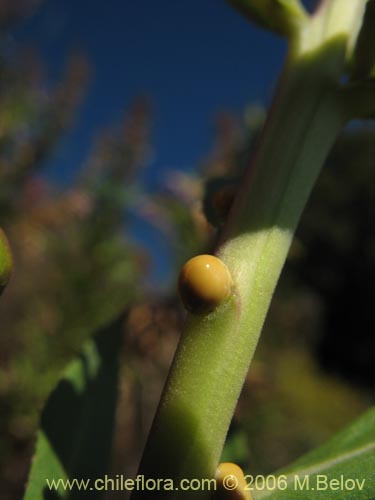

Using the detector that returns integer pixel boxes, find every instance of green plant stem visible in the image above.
[131,2,369,499]
[342,79,375,118]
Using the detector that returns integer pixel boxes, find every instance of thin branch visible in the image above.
[341,79,375,119]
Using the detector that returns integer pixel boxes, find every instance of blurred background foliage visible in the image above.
[0,1,374,499]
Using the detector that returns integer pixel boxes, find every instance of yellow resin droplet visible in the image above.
[178,254,232,314]
[215,462,251,500]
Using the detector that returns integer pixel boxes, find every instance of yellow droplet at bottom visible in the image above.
[215,462,252,500]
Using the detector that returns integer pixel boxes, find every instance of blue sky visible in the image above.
[13,0,288,184]
[11,0,317,283]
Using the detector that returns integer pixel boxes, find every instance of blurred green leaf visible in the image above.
[350,0,375,80]
[23,315,124,500]
[227,0,307,37]
[0,228,12,294]
[254,407,375,500]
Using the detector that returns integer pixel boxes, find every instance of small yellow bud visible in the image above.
[178,255,232,314]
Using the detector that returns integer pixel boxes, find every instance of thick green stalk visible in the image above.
[131,2,369,498]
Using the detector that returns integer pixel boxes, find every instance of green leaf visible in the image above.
[226,0,307,37]
[23,315,124,500]
[350,0,375,80]
[253,407,375,500]
[0,228,13,295]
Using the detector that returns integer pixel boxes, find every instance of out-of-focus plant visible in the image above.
[0,5,154,495]
[0,52,88,218]
[0,100,152,498]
